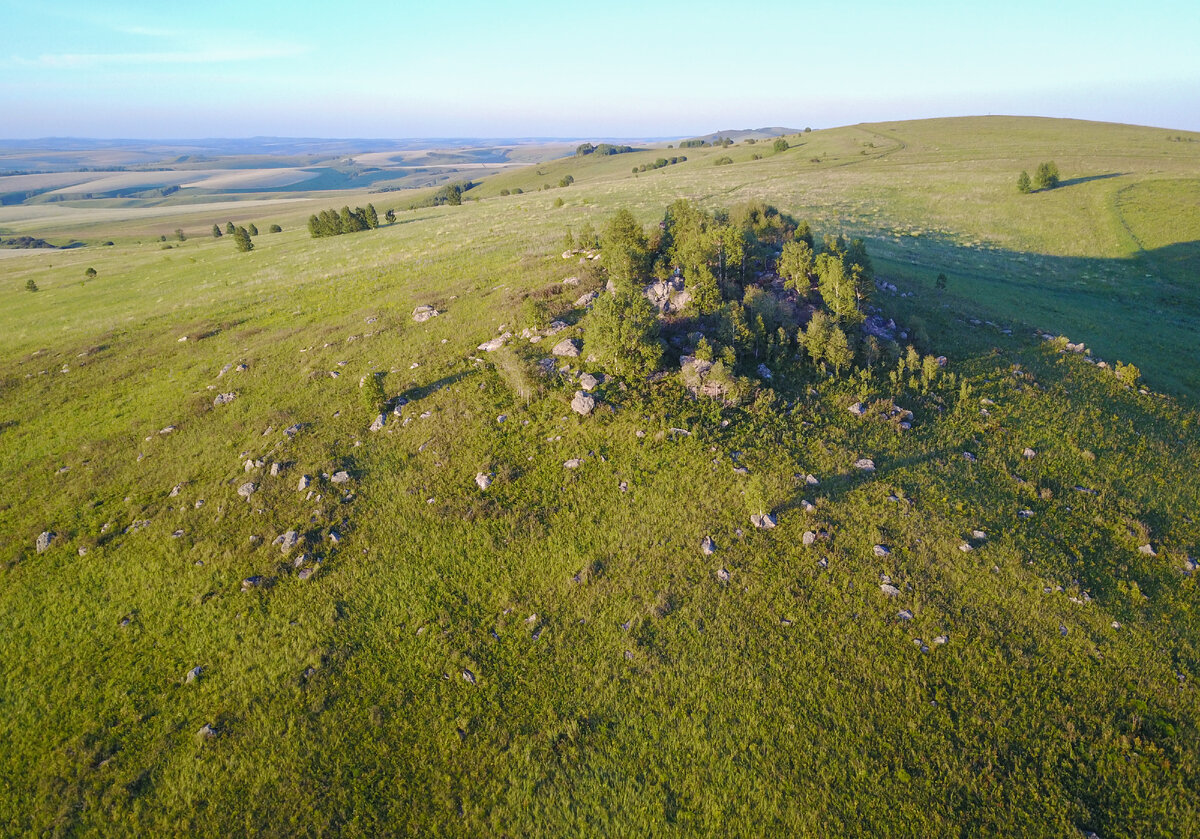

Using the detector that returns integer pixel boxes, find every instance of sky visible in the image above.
[1,0,1197,138]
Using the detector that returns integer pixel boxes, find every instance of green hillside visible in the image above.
[2,117,1200,836]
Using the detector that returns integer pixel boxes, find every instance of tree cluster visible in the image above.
[633,156,685,173]
[1018,162,1060,193]
[307,204,380,238]
[575,143,635,157]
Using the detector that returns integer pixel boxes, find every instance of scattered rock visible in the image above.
[298,567,315,581]
[1022,447,1036,459]
[185,665,202,683]
[854,458,875,471]
[273,530,300,554]
[412,305,440,323]
[552,338,581,358]
[575,291,599,307]
[751,513,777,529]
[213,392,237,407]
[197,723,216,739]
[972,530,987,540]
[873,544,891,557]
[270,462,284,476]
[618,481,628,492]
[563,458,583,469]
[159,425,177,435]
[898,609,914,621]
[802,531,816,546]
[801,500,816,512]
[369,413,386,432]
[1139,544,1156,556]
[716,568,730,582]
[963,452,977,463]
[701,536,716,555]
[848,402,867,417]
[570,390,596,416]
[237,481,257,500]
[579,372,600,391]
[241,576,264,591]
[297,475,311,491]
[477,336,508,352]
[462,669,476,685]
[756,363,773,381]
[331,471,350,484]
[475,473,492,491]
[880,583,901,597]
[933,635,948,645]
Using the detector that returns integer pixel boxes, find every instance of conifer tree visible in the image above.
[232,226,253,252]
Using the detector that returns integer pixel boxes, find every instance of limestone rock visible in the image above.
[477,336,508,352]
[570,390,596,416]
[331,471,350,484]
[475,473,492,491]
[552,338,581,358]
[701,536,716,555]
[369,413,386,432]
[802,531,816,546]
[579,372,600,391]
[854,458,876,471]
[849,402,867,417]
[237,481,257,500]
[873,544,891,557]
[213,392,237,406]
[297,475,311,491]
[36,531,56,553]
[412,305,440,323]
[563,458,583,469]
[274,530,300,554]
[185,665,202,683]
[880,583,901,597]
[751,513,777,529]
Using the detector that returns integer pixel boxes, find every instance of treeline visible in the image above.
[575,143,635,157]
[633,156,686,173]
[307,204,381,238]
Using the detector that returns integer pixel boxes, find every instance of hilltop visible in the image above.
[1,116,1199,836]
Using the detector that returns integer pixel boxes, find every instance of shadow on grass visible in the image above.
[776,450,948,515]
[396,369,475,404]
[1055,172,1128,189]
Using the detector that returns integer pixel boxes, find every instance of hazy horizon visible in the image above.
[2,0,1198,138]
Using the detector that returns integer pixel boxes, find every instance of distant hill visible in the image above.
[683,126,803,144]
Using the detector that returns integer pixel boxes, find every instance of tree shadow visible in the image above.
[1054,172,1128,189]
[777,449,949,514]
[396,370,475,404]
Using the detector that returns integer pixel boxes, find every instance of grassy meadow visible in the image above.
[2,116,1200,836]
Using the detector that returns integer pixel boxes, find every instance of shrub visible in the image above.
[553,197,564,208]
[499,189,510,196]
[1017,171,1032,194]
[84,267,97,278]
[1115,361,1141,387]
[212,224,222,238]
[174,228,186,241]
[360,372,386,416]
[1034,162,1060,190]
[25,278,38,292]
[558,175,574,188]
[247,223,259,236]
[268,224,282,233]
[714,156,733,166]
[773,138,789,152]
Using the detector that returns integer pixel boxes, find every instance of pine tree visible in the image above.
[212,224,222,238]
[247,223,258,236]
[1017,171,1032,194]
[825,325,853,376]
[778,239,814,294]
[225,222,235,235]
[364,204,379,229]
[1034,162,1060,190]
[233,226,253,252]
[384,209,396,224]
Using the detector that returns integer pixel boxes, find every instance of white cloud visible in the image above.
[12,42,307,69]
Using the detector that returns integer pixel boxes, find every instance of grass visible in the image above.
[2,116,1200,835]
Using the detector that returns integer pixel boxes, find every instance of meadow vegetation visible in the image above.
[1,116,1199,835]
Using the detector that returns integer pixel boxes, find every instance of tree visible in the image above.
[174,228,186,241]
[269,224,283,233]
[825,325,853,375]
[816,253,862,321]
[935,272,947,291]
[1017,171,1032,194]
[773,138,789,153]
[233,226,253,252]
[1034,162,1060,190]
[364,204,379,229]
[601,209,649,294]
[212,224,222,238]
[384,209,396,224]
[778,239,815,294]
[225,222,236,235]
[584,290,662,378]
[247,223,258,236]
[25,278,38,292]
[84,267,97,278]
[559,175,574,188]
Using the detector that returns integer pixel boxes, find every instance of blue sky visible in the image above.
[1,0,1197,138]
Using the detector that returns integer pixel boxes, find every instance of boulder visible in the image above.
[369,413,386,432]
[274,530,300,554]
[297,475,311,491]
[331,471,350,484]
[552,338,581,358]
[36,531,56,553]
[716,567,730,582]
[802,531,816,546]
[213,392,237,406]
[880,583,901,597]
[873,545,891,557]
[412,305,439,323]
[579,372,600,391]
[475,473,492,491]
[185,665,202,683]
[571,390,596,416]
[575,291,599,308]
[477,336,508,352]
[237,481,257,500]
[1022,447,1036,459]
[563,458,583,469]
[854,458,876,471]
[751,513,777,530]
[848,402,867,417]
[701,536,716,555]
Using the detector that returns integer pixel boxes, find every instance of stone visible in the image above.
[274,530,300,553]
[880,583,901,597]
[561,276,580,286]
[197,723,216,739]
[1139,544,1156,556]
[475,473,492,490]
[185,665,202,683]
[963,451,977,463]
[244,458,264,472]
[848,402,867,417]
[270,462,283,476]
[802,531,816,546]
[701,536,716,555]
[801,500,815,512]
[477,336,507,352]
[237,482,257,500]
[575,291,599,307]
[298,567,315,581]
[716,568,730,582]
[854,458,876,471]
[874,544,892,557]
[159,425,177,435]
[369,413,386,432]
[1022,447,1036,459]
[805,474,819,486]
[571,390,596,416]
[462,669,477,685]
[35,531,56,553]
[563,458,583,469]
[412,305,439,323]
[972,530,987,540]
[297,475,311,491]
[552,338,581,358]
[331,471,350,484]
[213,392,237,406]
[756,363,773,381]
[933,635,948,645]
[751,513,777,529]
[241,576,264,591]
[898,609,914,621]
[579,373,600,391]
[959,542,973,552]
